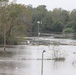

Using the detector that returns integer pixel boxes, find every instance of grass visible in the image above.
[54,57,65,61]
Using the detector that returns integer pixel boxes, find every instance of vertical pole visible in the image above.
[38,22,39,45]
[38,23,39,37]
[41,52,43,75]
[37,21,40,38]
[41,50,46,75]
[4,24,6,51]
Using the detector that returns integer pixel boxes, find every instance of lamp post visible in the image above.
[37,21,40,37]
[41,50,46,75]
[37,21,40,45]
[37,21,42,45]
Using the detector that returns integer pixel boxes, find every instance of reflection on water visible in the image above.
[0,36,76,75]
[52,61,65,69]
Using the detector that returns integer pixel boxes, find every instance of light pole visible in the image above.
[37,21,40,37]
[41,50,46,75]
[37,21,40,45]
[37,21,42,45]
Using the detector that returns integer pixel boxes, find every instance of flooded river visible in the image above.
[0,34,76,75]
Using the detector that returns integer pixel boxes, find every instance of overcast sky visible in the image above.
[16,0,76,11]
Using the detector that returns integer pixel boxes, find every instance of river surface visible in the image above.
[0,34,76,75]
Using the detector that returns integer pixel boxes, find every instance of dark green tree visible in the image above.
[51,21,63,32]
[31,5,48,36]
[42,11,53,33]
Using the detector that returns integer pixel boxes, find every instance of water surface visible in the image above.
[0,36,76,75]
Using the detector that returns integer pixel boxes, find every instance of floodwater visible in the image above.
[0,34,76,75]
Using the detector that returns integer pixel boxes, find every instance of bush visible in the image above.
[6,36,19,45]
[51,44,66,61]
[63,28,74,33]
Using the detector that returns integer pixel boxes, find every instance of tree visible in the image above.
[70,9,76,21]
[64,20,76,33]
[0,3,32,50]
[42,11,53,33]
[63,28,74,33]
[52,8,62,21]
[51,21,63,32]
[0,0,9,50]
[31,5,48,36]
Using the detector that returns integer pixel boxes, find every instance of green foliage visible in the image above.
[63,28,74,33]
[0,0,8,2]
[0,3,32,45]
[31,5,48,35]
[42,11,53,32]
[6,35,19,45]
[64,20,76,33]
[30,6,76,35]
[1,3,76,44]
[31,7,71,34]
[51,21,63,32]
[70,9,76,21]
[0,34,4,44]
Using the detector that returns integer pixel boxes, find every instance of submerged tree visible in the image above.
[51,44,66,61]
[0,0,9,50]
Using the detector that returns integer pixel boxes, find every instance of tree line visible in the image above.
[0,0,76,45]
[28,5,76,36]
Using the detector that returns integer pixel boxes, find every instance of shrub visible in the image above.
[51,44,66,61]
[63,28,74,33]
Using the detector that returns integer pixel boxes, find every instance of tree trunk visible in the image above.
[4,24,6,51]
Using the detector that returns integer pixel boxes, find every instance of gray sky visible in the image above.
[16,0,76,11]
